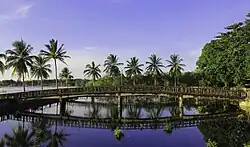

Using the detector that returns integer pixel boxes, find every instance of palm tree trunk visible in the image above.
[133,76,136,85]
[22,74,26,93]
[54,59,58,90]
[66,78,68,88]
[40,77,44,114]
[41,77,43,91]
[154,76,157,86]
[174,76,177,87]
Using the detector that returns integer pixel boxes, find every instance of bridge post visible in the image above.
[117,93,122,119]
[178,95,184,118]
[60,99,66,116]
[91,96,95,103]
[195,97,199,105]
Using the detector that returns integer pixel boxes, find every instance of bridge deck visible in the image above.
[0,112,240,130]
[0,86,246,100]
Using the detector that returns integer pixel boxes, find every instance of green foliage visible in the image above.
[145,54,165,85]
[179,72,201,86]
[3,124,35,147]
[206,139,218,147]
[83,61,101,81]
[197,13,250,87]
[125,57,144,85]
[199,118,250,147]
[103,54,123,77]
[244,141,250,147]
[163,123,173,134]
[5,39,35,92]
[40,39,70,89]
[0,54,6,75]
[59,67,74,87]
[113,128,124,141]
[166,54,185,86]
[0,138,5,147]
[86,76,114,86]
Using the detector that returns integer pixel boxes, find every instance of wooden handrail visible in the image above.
[0,86,246,100]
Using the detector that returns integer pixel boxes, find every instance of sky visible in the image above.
[0,0,249,80]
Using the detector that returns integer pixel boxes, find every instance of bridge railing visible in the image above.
[0,86,246,100]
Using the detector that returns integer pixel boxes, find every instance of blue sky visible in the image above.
[0,0,249,80]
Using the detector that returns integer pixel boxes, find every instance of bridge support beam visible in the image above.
[195,97,199,105]
[179,95,184,118]
[91,97,95,103]
[117,93,122,118]
[60,99,66,116]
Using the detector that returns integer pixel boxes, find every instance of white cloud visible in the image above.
[0,3,33,21]
[15,4,33,17]
[189,49,201,57]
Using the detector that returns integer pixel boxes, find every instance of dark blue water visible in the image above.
[0,97,248,147]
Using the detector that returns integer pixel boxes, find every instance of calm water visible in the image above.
[0,95,249,147]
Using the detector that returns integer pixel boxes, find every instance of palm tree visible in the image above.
[104,54,123,85]
[0,138,5,147]
[4,124,35,147]
[166,54,185,86]
[83,61,101,84]
[47,129,68,147]
[40,39,70,90]
[5,39,34,92]
[125,57,144,85]
[0,53,6,75]
[59,67,74,87]
[146,54,164,85]
[104,54,123,77]
[31,55,52,91]
[126,105,142,118]
[31,119,51,145]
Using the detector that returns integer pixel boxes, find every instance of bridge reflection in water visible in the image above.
[0,96,242,131]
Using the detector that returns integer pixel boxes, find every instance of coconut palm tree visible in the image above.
[83,61,101,83]
[47,129,68,147]
[104,54,123,77]
[40,39,70,90]
[104,54,124,85]
[0,138,5,147]
[31,55,52,91]
[59,67,74,87]
[4,124,35,147]
[0,53,6,75]
[31,119,51,145]
[125,57,144,85]
[126,105,142,119]
[146,54,164,85]
[5,39,34,92]
[166,54,185,86]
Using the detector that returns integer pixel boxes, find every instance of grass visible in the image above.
[206,139,218,147]
[163,123,173,134]
[113,128,124,141]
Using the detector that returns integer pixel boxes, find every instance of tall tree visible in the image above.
[166,54,185,86]
[146,54,164,85]
[5,39,34,92]
[31,55,52,90]
[59,67,74,87]
[197,13,250,87]
[40,39,70,90]
[0,53,6,75]
[125,57,144,85]
[84,61,101,83]
[47,130,68,147]
[4,124,35,147]
[104,54,123,77]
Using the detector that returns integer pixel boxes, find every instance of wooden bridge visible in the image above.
[0,112,240,130]
[0,86,247,100]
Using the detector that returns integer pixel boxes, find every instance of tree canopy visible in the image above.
[196,13,250,87]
